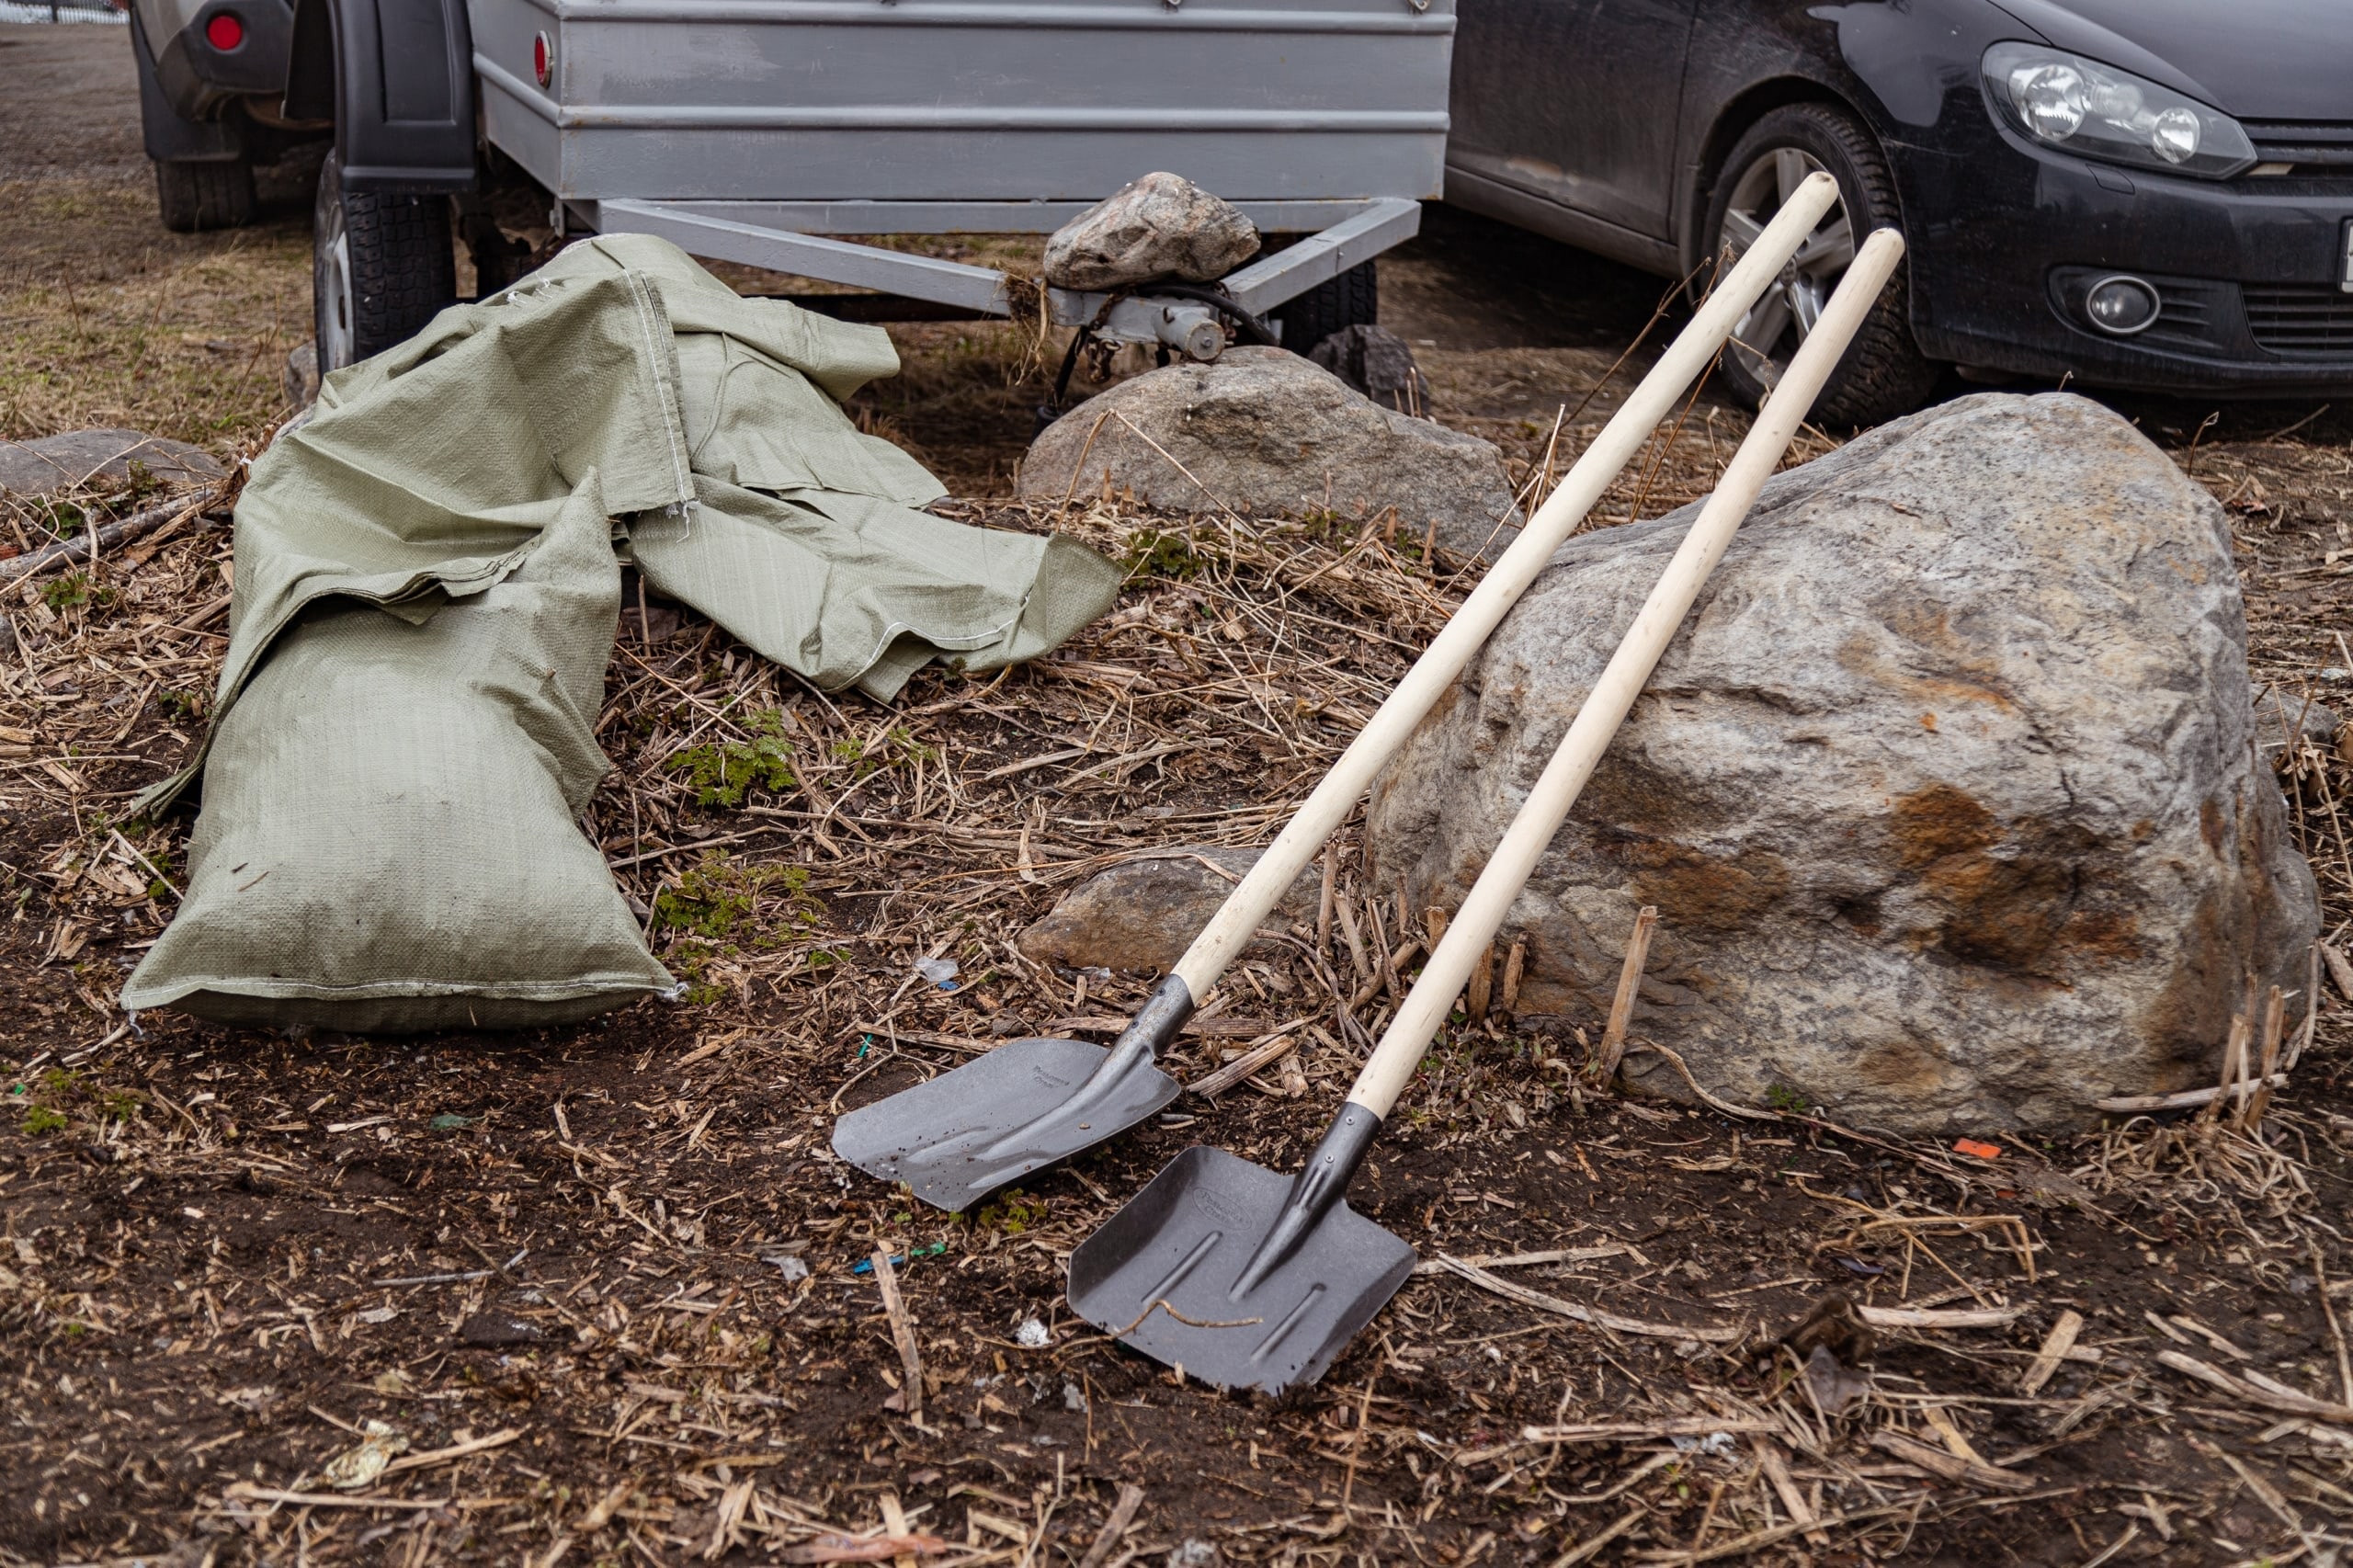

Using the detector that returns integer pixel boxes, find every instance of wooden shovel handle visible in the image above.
[1167,172,1845,1002]
[1345,227,1909,1120]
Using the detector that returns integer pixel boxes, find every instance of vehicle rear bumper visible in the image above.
[1893,131,2353,397]
[143,0,292,125]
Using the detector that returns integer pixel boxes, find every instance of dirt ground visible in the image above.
[8,20,2353,1568]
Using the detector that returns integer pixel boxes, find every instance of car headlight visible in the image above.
[1983,42,2256,179]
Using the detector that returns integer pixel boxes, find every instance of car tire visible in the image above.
[313,151,458,373]
[1703,104,1938,427]
[1272,259,1378,356]
[154,158,256,233]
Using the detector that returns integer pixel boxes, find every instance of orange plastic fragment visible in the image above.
[1952,1138,2002,1160]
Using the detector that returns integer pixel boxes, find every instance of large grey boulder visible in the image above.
[1017,846,1319,973]
[1364,393,2318,1133]
[1018,347,1521,559]
[0,429,221,496]
[1043,172,1259,290]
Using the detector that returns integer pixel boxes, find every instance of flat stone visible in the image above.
[0,428,221,496]
[1363,392,2318,1132]
[1017,845,1321,973]
[457,1312,546,1348]
[1043,171,1259,291]
[1018,347,1521,560]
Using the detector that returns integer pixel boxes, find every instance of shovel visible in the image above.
[833,175,1847,1213]
[1064,229,1909,1393]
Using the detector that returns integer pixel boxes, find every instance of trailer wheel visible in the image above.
[1271,259,1378,356]
[313,152,457,372]
[155,158,256,233]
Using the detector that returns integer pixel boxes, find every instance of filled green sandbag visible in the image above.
[122,238,1121,1035]
[122,479,675,1032]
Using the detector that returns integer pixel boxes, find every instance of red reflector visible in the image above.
[532,32,551,87]
[204,12,244,50]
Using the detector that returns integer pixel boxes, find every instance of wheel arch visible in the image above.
[1678,77,1882,280]
[282,0,477,196]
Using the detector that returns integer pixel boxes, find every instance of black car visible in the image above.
[1448,0,2353,423]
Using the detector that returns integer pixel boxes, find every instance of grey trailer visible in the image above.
[290,0,1455,369]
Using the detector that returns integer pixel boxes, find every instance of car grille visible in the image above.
[2243,121,2353,170]
[2244,285,2353,358]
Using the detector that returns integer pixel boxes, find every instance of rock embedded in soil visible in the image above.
[0,428,221,495]
[2254,685,2347,767]
[1364,392,2320,1133]
[458,1312,545,1348]
[1018,347,1521,560]
[285,339,320,411]
[1042,171,1259,290]
[1017,844,1320,973]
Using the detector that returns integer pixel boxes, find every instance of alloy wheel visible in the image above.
[1718,148,1856,391]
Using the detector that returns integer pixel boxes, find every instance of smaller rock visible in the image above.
[1044,172,1260,291]
[285,340,320,411]
[457,1312,546,1348]
[1017,846,1320,973]
[1308,324,1430,417]
[1166,1541,1222,1568]
[1018,347,1521,561]
[1801,1344,1872,1416]
[0,428,222,497]
[2253,684,2344,765]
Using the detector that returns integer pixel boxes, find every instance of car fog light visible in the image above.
[2085,276,2160,335]
[204,11,244,50]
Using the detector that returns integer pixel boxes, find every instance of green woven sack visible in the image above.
[122,480,675,1032]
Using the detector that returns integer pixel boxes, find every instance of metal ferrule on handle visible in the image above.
[1167,172,1842,1006]
[1342,227,1910,1124]
[972,972,1193,1159]
[1227,1102,1381,1299]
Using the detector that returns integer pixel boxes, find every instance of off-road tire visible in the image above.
[313,152,457,372]
[154,158,256,233]
[1271,259,1379,356]
[1703,103,1939,426]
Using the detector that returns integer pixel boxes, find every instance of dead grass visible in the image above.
[1,428,2350,1562]
[3,175,2352,1568]
[0,177,312,450]
[8,27,2352,1561]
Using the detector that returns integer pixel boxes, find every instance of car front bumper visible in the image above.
[1893,126,2353,397]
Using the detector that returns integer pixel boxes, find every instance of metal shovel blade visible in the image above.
[831,1036,1180,1212]
[1066,1146,1416,1394]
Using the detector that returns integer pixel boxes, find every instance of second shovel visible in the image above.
[1065,229,1908,1394]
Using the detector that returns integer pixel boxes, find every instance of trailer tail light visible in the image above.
[205,11,244,50]
[533,31,552,88]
